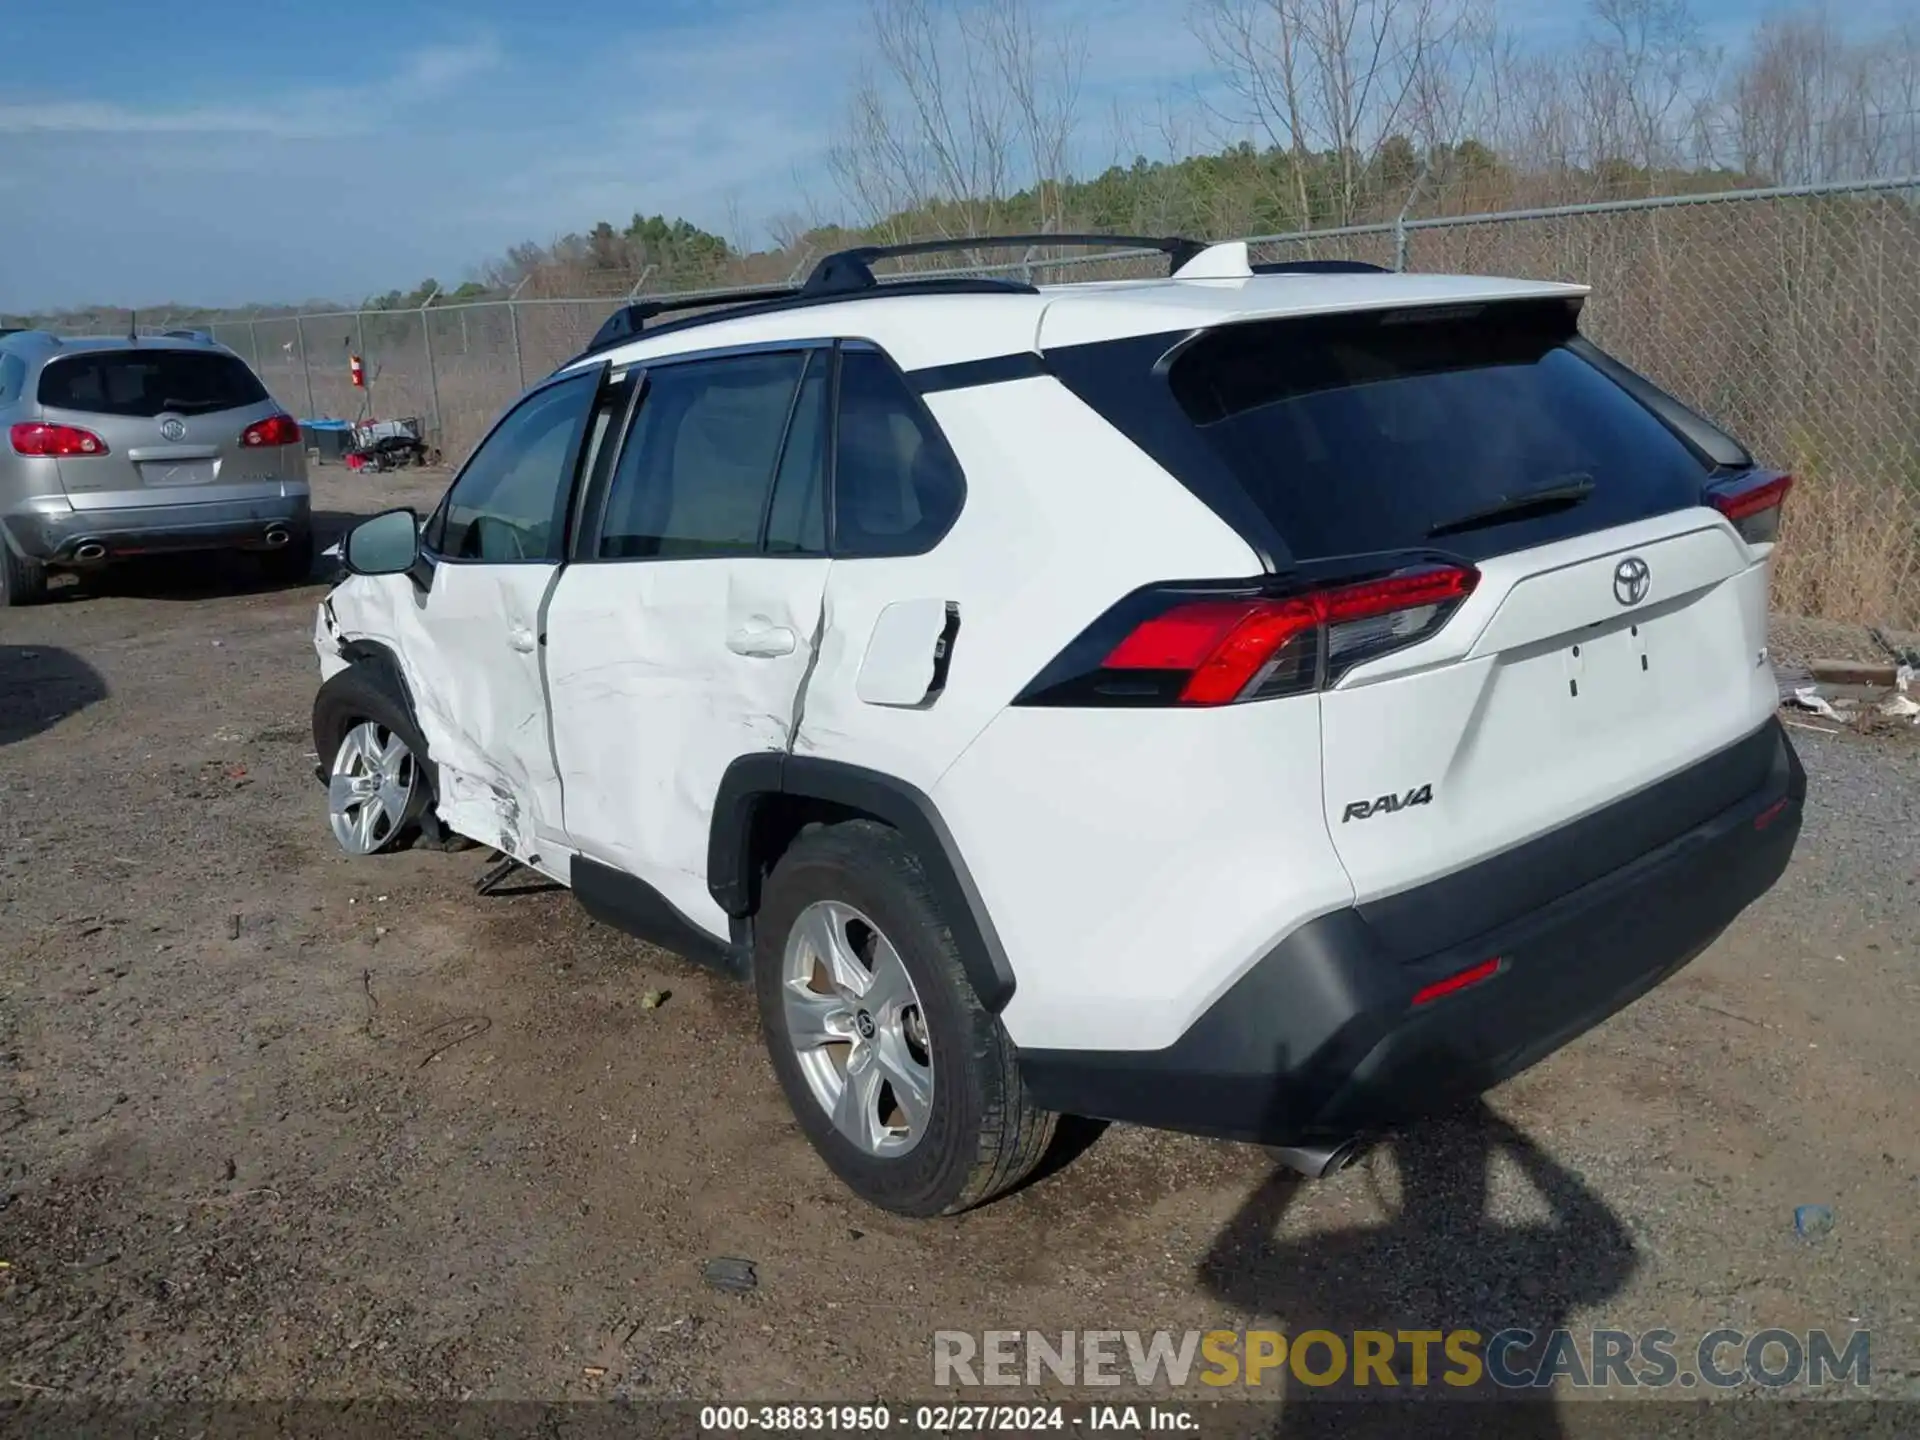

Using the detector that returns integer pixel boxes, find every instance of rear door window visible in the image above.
[595,351,807,560]
[38,349,268,418]
[1165,300,1711,562]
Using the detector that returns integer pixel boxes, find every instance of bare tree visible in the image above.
[1191,0,1477,224]
[827,0,1086,250]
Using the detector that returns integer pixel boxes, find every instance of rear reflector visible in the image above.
[10,422,108,457]
[1098,565,1478,706]
[1411,956,1503,1007]
[1753,796,1790,831]
[1706,470,1792,545]
[242,414,302,447]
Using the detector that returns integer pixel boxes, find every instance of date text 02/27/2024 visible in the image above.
[697,1404,1197,1433]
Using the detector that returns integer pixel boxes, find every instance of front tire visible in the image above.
[755,820,1055,1216]
[312,666,431,855]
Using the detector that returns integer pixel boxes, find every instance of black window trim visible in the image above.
[422,361,610,569]
[754,347,833,556]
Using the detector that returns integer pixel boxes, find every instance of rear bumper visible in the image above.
[2,491,311,563]
[1018,719,1805,1144]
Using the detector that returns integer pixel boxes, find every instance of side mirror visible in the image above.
[344,508,421,577]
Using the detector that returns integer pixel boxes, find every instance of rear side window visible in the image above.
[832,349,965,557]
[38,349,269,418]
[0,354,25,405]
[1162,300,1711,562]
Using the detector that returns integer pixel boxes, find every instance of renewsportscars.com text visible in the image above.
[933,1327,1871,1390]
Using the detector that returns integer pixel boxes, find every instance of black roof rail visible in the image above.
[569,274,1039,367]
[804,233,1207,293]
[1251,259,1391,275]
[584,284,800,353]
[557,233,1205,373]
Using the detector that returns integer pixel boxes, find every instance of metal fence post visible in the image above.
[246,318,262,371]
[419,291,443,441]
[294,314,317,420]
[508,299,525,390]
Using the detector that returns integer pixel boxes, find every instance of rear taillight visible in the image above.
[242,414,302,447]
[1706,469,1792,545]
[1018,563,1479,707]
[10,422,108,457]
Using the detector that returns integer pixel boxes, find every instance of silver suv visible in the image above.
[0,331,313,605]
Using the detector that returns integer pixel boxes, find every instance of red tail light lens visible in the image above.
[242,414,302,447]
[1022,563,1479,708]
[1706,470,1792,545]
[10,422,108,457]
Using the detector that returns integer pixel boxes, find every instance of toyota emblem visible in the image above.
[159,418,187,441]
[1613,555,1651,607]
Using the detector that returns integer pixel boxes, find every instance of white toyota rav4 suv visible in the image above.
[312,235,1805,1216]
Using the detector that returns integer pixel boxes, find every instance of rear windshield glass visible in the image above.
[38,349,268,418]
[1166,300,1710,561]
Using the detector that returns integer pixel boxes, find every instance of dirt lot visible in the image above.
[2,464,1918,1424]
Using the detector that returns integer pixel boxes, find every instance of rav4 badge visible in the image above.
[1342,785,1434,822]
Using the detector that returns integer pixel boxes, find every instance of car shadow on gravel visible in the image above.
[0,644,109,746]
[1197,1100,1637,1437]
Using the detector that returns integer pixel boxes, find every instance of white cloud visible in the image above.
[0,33,502,140]
[0,98,346,139]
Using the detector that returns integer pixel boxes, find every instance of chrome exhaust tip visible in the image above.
[1266,1137,1369,1179]
[72,541,107,563]
[263,526,291,549]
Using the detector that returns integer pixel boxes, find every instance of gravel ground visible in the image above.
[1,465,1917,1427]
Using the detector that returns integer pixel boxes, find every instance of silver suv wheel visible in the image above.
[327,720,417,855]
[781,899,934,1157]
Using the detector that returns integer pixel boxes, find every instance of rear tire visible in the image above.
[0,543,49,607]
[754,820,1055,1217]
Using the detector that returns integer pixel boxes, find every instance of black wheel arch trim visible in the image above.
[708,753,1017,1012]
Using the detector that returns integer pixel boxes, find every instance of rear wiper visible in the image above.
[1426,475,1595,539]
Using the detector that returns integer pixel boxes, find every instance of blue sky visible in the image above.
[0,0,1863,312]
[1,0,1227,311]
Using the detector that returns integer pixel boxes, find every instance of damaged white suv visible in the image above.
[312,235,1804,1216]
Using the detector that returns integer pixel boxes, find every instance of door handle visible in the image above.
[727,625,797,658]
[508,625,537,654]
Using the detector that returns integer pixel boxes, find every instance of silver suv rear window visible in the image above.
[38,350,268,419]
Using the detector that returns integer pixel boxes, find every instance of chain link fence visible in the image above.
[149,176,1920,629]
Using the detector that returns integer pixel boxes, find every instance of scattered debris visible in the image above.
[583,1365,607,1379]
[227,913,241,940]
[417,1015,492,1069]
[640,990,669,1010]
[702,1257,758,1293]
[1788,686,1848,723]
[224,1157,237,1182]
[1794,1204,1835,1239]
[1783,663,1918,734]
